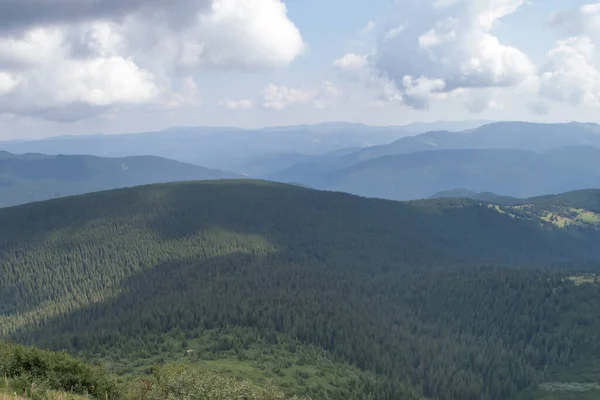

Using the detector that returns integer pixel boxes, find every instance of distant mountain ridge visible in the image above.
[431,189,523,205]
[0,151,240,207]
[269,122,600,200]
[4,121,600,203]
[0,121,490,176]
[431,188,600,213]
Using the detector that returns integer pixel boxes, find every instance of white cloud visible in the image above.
[162,76,201,109]
[401,76,446,109]
[0,24,160,119]
[0,72,20,95]
[383,23,407,41]
[0,0,304,122]
[219,98,254,110]
[458,88,503,114]
[175,0,305,70]
[313,81,344,109]
[0,27,63,70]
[540,36,600,106]
[322,80,342,97]
[335,2,600,115]
[550,3,600,37]
[262,81,343,110]
[539,4,600,107]
[334,53,369,71]
[262,84,314,110]
[55,58,158,106]
[372,0,535,109]
[359,21,376,36]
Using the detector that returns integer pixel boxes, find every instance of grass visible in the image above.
[0,380,89,400]
[86,328,374,399]
[488,204,600,229]
[566,274,599,286]
[517,353,600,400]
[0,393,89,400]
[527,390,600,400]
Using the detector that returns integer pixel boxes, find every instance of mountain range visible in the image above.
[0,121,489,176]
[269,122,600,200]
[2,120,600,206]
[0,151,239,208]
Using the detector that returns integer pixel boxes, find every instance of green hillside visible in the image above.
[3,181,600,399]
[0,151,240,208]
[0,340,308,400]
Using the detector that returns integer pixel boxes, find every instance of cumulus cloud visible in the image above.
[539,4,600,107]
[372,0,535,109]
[262,81,343,110]
[334,1,600,113]
[175,0,305,70]
[0,73,20,96]
[383,24,407,41]
[0,23,160,119]
[313,81,344,109]
[262,84,314,110]
[540,36,600,106]
[549,3,600,37]
[322,81,343,97]
[334,53,370,72]
[0,0,304,122]
[359,21,376,36]
[219,99,254,110]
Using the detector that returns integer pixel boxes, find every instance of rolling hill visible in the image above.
[3,181,600,399]
[0,121,490,176]
[269,122,600,200]
[431,189,523,205]
[432,189,600,211]
[275,147,600,201]
[0,151,240,207]
[349,121,600,163]
[0,123,409,176]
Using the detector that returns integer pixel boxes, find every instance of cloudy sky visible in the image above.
[1,0,600,139]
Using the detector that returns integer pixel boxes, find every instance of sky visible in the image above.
[1,0,600,139]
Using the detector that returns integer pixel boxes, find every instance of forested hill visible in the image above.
[3,181,600,399]
[431,188,600,210]
[0,151,241,208]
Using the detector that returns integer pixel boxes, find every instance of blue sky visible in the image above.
[1,0,600,138]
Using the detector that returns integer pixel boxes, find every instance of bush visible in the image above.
[0,342,122,399]
[127,365,310,400]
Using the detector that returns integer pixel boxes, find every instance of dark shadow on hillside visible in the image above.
[10,244,600,400]
[3,181,600,322]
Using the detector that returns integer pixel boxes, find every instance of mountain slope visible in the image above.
[3,181,600,399]
[432,189,600,210]
[0,124,409,175]
[292,147,600,201]
[0,122,492,176]
[0,340,311,400]
[0,151,240,207]
[269,122,600,191]
[431,189,523,205]
[352,121,600,162]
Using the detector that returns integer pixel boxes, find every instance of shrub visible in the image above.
[127,365,310,400]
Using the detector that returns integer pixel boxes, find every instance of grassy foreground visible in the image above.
[0,341,308,400]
